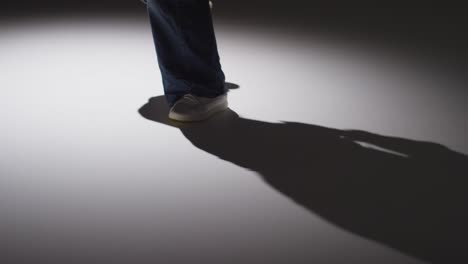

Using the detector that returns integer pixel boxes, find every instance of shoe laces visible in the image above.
[182,93,201,104]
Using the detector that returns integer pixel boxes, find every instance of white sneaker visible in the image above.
[168,93,228,122]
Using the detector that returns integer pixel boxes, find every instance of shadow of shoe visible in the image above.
[225,82,240,90]
[139,95,468,264]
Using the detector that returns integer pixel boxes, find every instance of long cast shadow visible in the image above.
[139,95,468,264]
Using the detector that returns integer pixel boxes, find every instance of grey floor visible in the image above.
[1,11,467,264]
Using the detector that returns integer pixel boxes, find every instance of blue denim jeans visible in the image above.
[147,0,227,107]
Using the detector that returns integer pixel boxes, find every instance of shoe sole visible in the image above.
[168,100,228,122]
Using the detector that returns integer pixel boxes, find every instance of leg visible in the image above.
[147,0,227,107]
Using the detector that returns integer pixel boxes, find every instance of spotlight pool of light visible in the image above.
[0,15,466,264]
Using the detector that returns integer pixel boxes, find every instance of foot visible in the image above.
[168,93,228,122]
